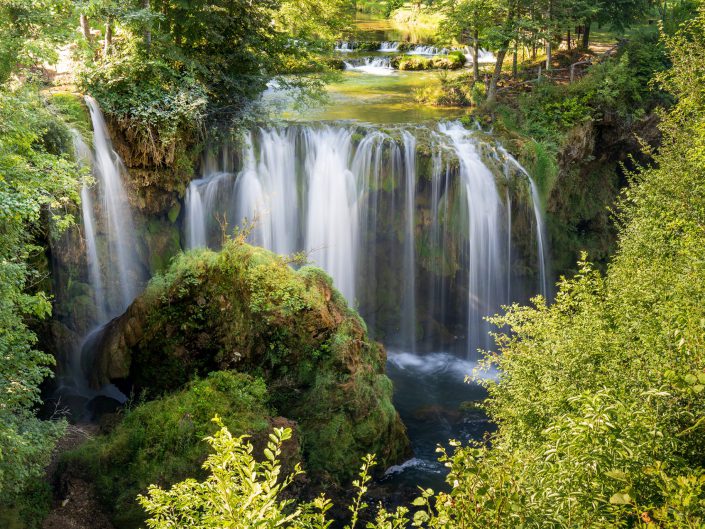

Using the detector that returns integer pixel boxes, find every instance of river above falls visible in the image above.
[263,70,470,123]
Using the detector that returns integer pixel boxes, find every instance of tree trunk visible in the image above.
[567,28,571,51]
[512,41,518,79]
[104,17,113,57]
[582,22,591,49]
[546,40,552,71]
[80,13,91,41]
[487,47,509,102]
[144,0,152,55]
[472,29,480,84]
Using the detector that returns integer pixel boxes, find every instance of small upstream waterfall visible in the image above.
[407,45,448,56]
[344,57,394,75]
[380,41,399,52]
[185,122,550,356]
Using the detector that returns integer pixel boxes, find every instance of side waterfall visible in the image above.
[185,122,550,356]
[60,98,145,411]
[84,96,143,316]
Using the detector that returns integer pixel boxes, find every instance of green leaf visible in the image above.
[609,492,632,505]
[605,470,628,481]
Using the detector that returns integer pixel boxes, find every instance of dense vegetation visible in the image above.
[138,7,705,528]
[64,238,408,522]
[0,0,81,516]
[3,0,705,527]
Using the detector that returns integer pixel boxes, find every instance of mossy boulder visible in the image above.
[393,52,466,71]
[88,238,410,483]
[60,371,282,528]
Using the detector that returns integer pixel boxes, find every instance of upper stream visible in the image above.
[58,15,552,490]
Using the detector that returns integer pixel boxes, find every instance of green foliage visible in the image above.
[46,91,94,146]
[410,10,705,527]
[82,55,208,161]
[0,83,81,505]
[77,0,349,152]
[139,421,421,529]
[0,0,74,84]
[63,372,273,528]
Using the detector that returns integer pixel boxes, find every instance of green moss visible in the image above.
[92,239,409,484]
[47,91,93,146]
[167,202,181,224]
[61,372,274,529]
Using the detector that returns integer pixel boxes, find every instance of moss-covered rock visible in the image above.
[88,238,410,484]
[60,371,281,528]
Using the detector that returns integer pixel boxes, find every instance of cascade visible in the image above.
[498,145,551,298]
[334,40,355,52]
[401,131,417,351]
[184,122,550,356]
[84,96,143,315]
[58,98,145,412]
[407,45,447,56]
[71,131,106,324]
[380,41,399,52]
[344,57,394,75]
[438,122,506,354]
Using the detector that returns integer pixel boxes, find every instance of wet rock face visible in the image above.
[104,116,199,217]
[89,239,411,482]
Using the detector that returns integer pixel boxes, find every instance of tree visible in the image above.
[439,0,501,84]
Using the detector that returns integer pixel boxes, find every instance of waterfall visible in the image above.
[85,95,142,315]
[344,57,394,75]
[184,122,550,355]
[57,98,144,414]
[497,145,551,299]
[439,122,506,354]
[185,180,206,248]
[335,40,355,52]
[71,131,107,324]
[303,127,359,303]
[380,41,399,52]
[401,131,417,350]
[407,45,447,56]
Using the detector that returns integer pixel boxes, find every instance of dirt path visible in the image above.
[41,424,115,529]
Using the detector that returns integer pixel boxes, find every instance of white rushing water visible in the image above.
[438,122,506,354]
[59,98,145,413]
[344,57,395,75]
[71,131,107,324]
[379,41,399,52]
[185,122,550,356]
[334,41,355,52]
[85,96,143,315]
[497,145,551,298]
[407,45,448,56]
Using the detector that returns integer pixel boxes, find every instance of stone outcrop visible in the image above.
[87,238,410,482]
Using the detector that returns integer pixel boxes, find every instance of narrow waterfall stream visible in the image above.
[57,98,145,417]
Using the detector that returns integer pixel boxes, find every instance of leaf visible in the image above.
[684,374,698,385]
[609,492,632,505]
[411,497,426,507]
[605,470,628,481]
[413,510,430,525]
